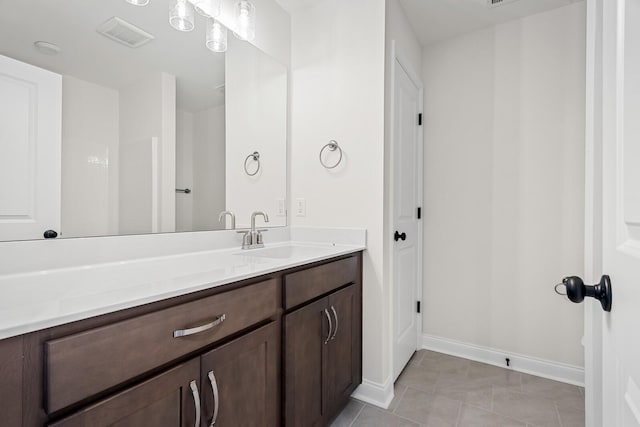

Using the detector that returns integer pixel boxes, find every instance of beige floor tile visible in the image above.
[397,363,439,393]
[421,353,470,375]
[467,361,523,389]
[433,378,494,410]
[520,374,584,410]
[393,387,461,426]
[388,384,409,413]
[557,404,585,427]
[457,404,526,427]
[330,399,364,427]
[492,388,561,426]
[352,405,420,427]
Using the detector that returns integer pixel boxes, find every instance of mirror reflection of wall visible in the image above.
[0,0,287,241]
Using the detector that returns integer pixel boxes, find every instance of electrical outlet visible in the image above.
[277,199,286,216]
[295,198,306,217]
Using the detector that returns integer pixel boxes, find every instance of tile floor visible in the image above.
[331,350,585,427]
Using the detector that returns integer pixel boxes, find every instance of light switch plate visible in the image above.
[295,198,306,217]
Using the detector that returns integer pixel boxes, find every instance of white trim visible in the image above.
[389,40,425,382]
[421,334,585,387]
[583,0,604,426]
[351,376,394,409]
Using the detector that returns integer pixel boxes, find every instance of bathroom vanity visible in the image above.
[0,243,363,427]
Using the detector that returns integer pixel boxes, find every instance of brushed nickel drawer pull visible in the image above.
[189,380,201,427]
[173,314,226,338]
[208,370,220,426]
[323,309,332,345]
[330,305,338,340]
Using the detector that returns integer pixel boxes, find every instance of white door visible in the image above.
[392,55,423,380]
[0,55,62,241]
[589,0,640,425]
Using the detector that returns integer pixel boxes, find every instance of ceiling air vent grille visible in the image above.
[487,0,520,7]
[97,17,155,48]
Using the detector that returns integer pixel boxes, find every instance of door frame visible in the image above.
[388,40,424,378]
[584,0,604,425]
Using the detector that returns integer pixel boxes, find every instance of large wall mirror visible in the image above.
[0,0,287,241]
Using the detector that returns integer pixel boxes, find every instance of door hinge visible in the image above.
[418,113,423,126]
[417,301,421,313]
[417,207,422,219]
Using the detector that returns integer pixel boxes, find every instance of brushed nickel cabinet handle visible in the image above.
[173,314,226,338]
[208,370,220,426]
[189,380,201,427]
[323,309,332,345]
[330,306,338,340]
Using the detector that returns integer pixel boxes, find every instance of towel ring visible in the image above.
[244,151,260,176]
[319,140,343,169]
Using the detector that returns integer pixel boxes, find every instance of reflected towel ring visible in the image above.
[244,151,261,176]
[319,140,343,169]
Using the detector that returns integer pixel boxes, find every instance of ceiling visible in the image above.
[399,0,583,46]
[0,0,226,112]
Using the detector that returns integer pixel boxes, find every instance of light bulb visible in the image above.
[206,18,227,52]
[190,0,221,18]
[169,0,195,32]
[126,0,150,5]
[233,0,255,41]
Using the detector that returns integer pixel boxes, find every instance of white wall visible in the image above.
[193,105,226,231]
[226,36,287,228]
[61,75,119,238]
[119,72,176,234]
[290,0,388,396]
[422,3,586,367]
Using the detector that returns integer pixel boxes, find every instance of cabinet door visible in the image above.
[48,359,201,427]
[284,297,329,427]
[326,284,361,415]
[200,322,280,427]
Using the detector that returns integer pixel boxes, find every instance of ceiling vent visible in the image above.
[487,0,520,7]
[97,17,154,48]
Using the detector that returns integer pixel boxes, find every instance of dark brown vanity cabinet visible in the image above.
[48,322,280,427]
[0,251,362,427]
[48,359,201,427]
[200,321,280,427]
[283,258,362,426]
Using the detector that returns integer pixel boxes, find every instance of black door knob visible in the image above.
[394,231,406,242]
[43,230,58,239]
[556,275,612,312]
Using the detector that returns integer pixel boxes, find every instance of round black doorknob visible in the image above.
[561,275,612,312]
[394,231,406,242]
[43,230,58,239]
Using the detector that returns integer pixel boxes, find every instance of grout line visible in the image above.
[555,403,564,427]
[390,385,409,414]
[347,402,366,427]
[453,400,463,427]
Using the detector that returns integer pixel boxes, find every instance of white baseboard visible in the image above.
[351,376,394,409]
[421,334,585,387]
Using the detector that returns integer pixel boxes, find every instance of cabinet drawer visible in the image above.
[284,256,358,309]
[45,278,278,414]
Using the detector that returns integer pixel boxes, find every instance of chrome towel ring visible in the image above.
[244,151,260,176]
[319,140,343,169]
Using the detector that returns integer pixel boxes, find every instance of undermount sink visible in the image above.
[237,244,332,259]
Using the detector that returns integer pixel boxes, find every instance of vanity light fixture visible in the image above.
[206,18,227,52]
[169,0,195,32]
[125,0,150,5]
[191,0,221,18]
[233,0,256,41]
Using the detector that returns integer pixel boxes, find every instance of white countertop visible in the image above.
[0,230,365,340]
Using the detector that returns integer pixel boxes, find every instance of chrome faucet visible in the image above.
[218,211,236,230]
[238,211,269,249]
